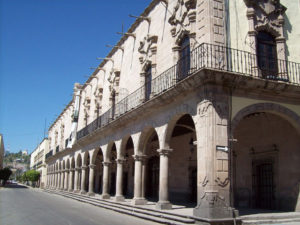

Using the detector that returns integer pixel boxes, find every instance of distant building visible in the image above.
[30,138,48,188]
[0,134,4,169]
[22,150,28,156]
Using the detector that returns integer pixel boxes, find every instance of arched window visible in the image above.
[257,31,278,78]
[145,65,152,101]
[178,35,190,80]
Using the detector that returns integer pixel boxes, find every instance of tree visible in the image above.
[25,170,40,182]
[0,167,12,185]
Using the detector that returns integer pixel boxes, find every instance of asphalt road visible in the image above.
[0,184,159,225]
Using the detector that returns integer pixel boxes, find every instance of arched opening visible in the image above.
[109,144,117,196]
[178,35,190,80]
[76,154,82,190]
[71,157,75,190]
[122,137,135,198]
[168,114,197,206]
[233,111,300,212]
[83,152,90,192]
[144,129,160,201]
[256,31,278,78]
[94,148,103,194]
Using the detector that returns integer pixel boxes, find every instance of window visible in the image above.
[111,91,116,119]
[257,31,278,78]
[178,35,190,80]
[145,65,152,101]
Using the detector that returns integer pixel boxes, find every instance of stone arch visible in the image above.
[70,157,75,169]
[76,153,82,168]
[83,151,90,166]
[105,142,116,162]
[66,158,70,169]
[231,103,300,136]
[137,126,160,155]
[62,160,65,170]
[91,147,103,165]
[119,135,134,158]
[164,112,197,149]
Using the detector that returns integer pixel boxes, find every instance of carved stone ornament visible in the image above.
[138,35,158,66]
[244,0,286,37]
[168,0,196,38]
[108,70,120,93]
[198,100,213,117]
[94,85,103,110]
[215,177,229,187]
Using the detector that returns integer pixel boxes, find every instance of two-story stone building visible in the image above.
[44,0,300,223]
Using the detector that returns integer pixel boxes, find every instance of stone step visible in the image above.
[43,189,195,225]
[240,212,300,225]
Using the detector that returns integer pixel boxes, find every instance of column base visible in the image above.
[73,190,80,193]
[114,195,125,202]
[87,192,95,196]
[80,190,87,195]
[131,198,147,205]
[193,191,236,219]
[101,193,110,199]
[156,201,172,210]
[64,188,68,191]
[68,189,73,192]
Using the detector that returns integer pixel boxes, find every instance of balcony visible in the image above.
[45,150,53,159]
[77,43,300,140]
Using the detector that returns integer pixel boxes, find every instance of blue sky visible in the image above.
[0,0,152,153]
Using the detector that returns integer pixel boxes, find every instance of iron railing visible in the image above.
[45,150,53,159]
[77,43,300,140]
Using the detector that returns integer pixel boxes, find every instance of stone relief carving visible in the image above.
[83,97,91,120]
[202,175,209,187]
[168,0,196,38]
[244,0,286,37]
[198,100,213,117]
[215,177,229,187]
[107,70,120,94]
[94,85,103,112]
[138,35,158,68]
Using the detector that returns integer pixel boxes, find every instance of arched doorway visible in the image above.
[109,144,117,196]
[83,152,90,192]
[94,149,103,194]
[123,137,134,198]
[145,130,160,201]
[71,157,75,190]
[76,154,82,191]
[233,111,300,211]
[169,114,197,206]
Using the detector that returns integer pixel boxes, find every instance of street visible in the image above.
[0,184,159,225]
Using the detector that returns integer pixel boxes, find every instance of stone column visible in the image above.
[68,169,74,191]
[132,155,147,205]
[156,148,173,210]
[88,164,96,196]
[193,96,234,220]
[115,159,125,201]
[80,166,88,194]
[57,172,61,189]
[74,167,80,193]
[64,169,69,190]
[60,170,65,190]
[101,161,110,199]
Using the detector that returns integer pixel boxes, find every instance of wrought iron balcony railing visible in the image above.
[77,43,300,140]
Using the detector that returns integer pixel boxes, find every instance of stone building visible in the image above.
[30,138,48,188]
[44,0,300,223]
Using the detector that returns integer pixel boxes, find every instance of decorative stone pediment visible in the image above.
[244,0,286,37]
[168,0,196,38]
[138,35,158,68]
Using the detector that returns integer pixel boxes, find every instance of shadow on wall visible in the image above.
[283,14,292,59]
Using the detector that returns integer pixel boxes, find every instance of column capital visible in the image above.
[70,168,75,172]
[102,161,111,166]
[116,159,126,164]
[89,164,96,169]
[75,167,81,171]
[81,165,88,170]
[157,148,173,156]
[133,154,147,161]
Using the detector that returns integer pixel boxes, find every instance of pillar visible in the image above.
[101,161,110,199]
[88,164,96,196]
[68,169,74,191]
[115,159,125,201]
[74,167,80,193]
[64,169,69,190]
[132,155,147,205]
[193,95,235,220]
[60,170,64,190]
[80,166,87,194]
[156,148,172,210]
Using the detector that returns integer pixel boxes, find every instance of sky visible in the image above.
[0,0,152,153]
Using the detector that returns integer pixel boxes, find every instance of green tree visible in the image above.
[25,170,40,182]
